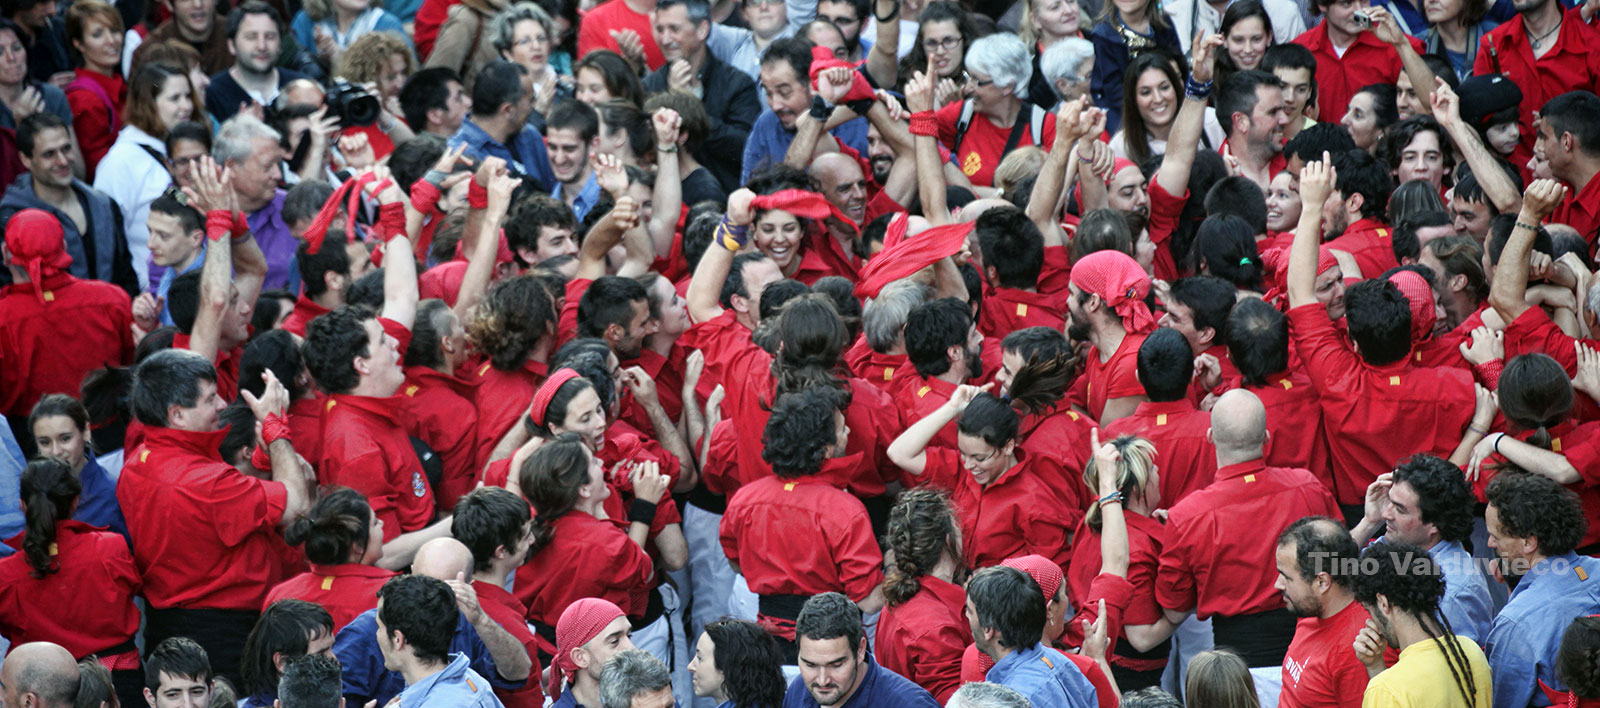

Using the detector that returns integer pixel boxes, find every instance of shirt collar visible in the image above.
[1214,458,1268,482]
[1133,399,1198,418]
[142,425,231,461]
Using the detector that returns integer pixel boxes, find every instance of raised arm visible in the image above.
[621,366,698,492]
[575,153,634,281]
[904,66,950,225]
[864,93,919,208]
[863,0,901,88]
[649,108,684,259]
[1030,97,1098,246]
[1368,9,1437,117]
[885,384,985,475]
[1286,153,1335,309]
[1432,80,1522,215]
[1154,34,1220,198]
[377,172,418,331]
[184,157,237,366]
[241,369,314,523]
[1489,180,1567,323]
[686,189,755,323]
[454,170,520,323]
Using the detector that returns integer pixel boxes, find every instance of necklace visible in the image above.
[1530,17,1561,49]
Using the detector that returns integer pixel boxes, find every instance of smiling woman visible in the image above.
[64,0,124,180]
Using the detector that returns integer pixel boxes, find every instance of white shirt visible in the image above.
[93,125,169,291]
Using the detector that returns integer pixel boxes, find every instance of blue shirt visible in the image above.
[334,607,514,707]
[782,655,939,708]
[155,246,205,326]
[0,414,25,541]
[1483,552,1600,708]
[397,653,506,708]
[985,643,1099,708]
[550,687,587,708]
[553,174,602,223]
[1430,539,1494,644]
[741,112,871,185]
[450,118,558,194]
[74,456,127,540]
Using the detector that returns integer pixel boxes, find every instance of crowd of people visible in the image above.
[5,0,1600,703]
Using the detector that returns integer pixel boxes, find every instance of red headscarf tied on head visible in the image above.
[1069,249,1156,334]
[749,189,859,232]
[1261,244,1342,305]
[1387,270,1436,344]
[529,369,584,429]
[1000,554,1063,600]
[550,597,626,691]
[6,208,71,304]
[854,215,974,298]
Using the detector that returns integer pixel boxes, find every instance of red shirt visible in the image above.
[1279,600,1372,708]
[1084,332,1149,423]
[920,447,1072,570]
[1068,512,1166,672]
[618,344,687,433]
[980,288,1067,340]
[875,576,972,703]
[287,396,325,472]
[1292,25,1424,129]
[517,511,654,625]
[119,426,289,610]
[1149,181,1186,283]
[474,580,545,708]
[0,274,133,419]
[418,260,471,306]
[403,366,481,512]
[576,0,665,70]
[1327,218,1398,282]
[471,359,548,467]
[1018,405,1093,525]
[1552,170,1600,247]
[1500,306,1600,424]
[1156,459,1339,618]
[894,375,961,450]
[935,100,1057,188]
[173,332,242,403]
[719,469,884,602]
[412,0,455,57]
[65,68,124,179]
[1287,303,1476,504]
[321,392,436,541]
[1188,345,1241,407]
[1474,9,1600,159]
[264,563,393,632]
[844,336,910,395]
[282,295,331,338]
[0,520,140,658]
[1103,399,1219,507]
[1247,371,1336,494]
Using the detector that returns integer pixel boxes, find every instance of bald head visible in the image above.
[811,152,869,224]
[1210,389,1267,464]
[0,642,79,708]
[411,537,475,581]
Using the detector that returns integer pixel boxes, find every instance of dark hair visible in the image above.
[905,297,972,379]
[643,89,712,152]
[1204,177,1268,236]
[164,120,213,156]
[974,206,1044,287]
[1135,327,1193,402]
[19,457,79,577]
[1486,471,1587,557]
[277,654,342,708]
[897,2,976,86]
[346,268,386,310]
[240,600,335,699]
[763,36,816,87]
[683,206,722,273]
[578,276,649,340]
[522,432,592,555]
[282,179,335,231]
[1225,297,1289,386]
[473,60,528,117]
[1343,279,1412,366]
[1486,213,1553,266]
[1393,210,1452,263]
[389,136,446,198]
[1119,52,1183,166]
[598,99,652,159]
[399,68,462,131]
[303,305,377,394]
[965,566,1044,650]
[795,592,864,654]
[769,295,851,403]
[377,575,459,664]
[758,279,809,323]
[882,488,960,606]
[1542,91,1600,158]
[167,269,201,333]
[1451,166,1523,214]
[1073,208,1134,262]
[253,289,296,333]
[1123,688,1185,708]
[1557,616,1600,699]
[957,393,1020,451]
[529,373,599,439]
[1380,117,1454,187]
[452,486,532,573]
[1350,540,1479,708]
[131,349,218,426]
[1261,43,1316,103]
[573,50,645,107]
[548,99,601,143]
[28,393,89,446]
[1330,148,1394,221]
[1191,215,1263,291]
[468,275,556,371]
[1277,516,1361,589]
[283,487,373,565]
[16,110,67,156]
[225,1,281,39]
[812,276,862,341]
[1353,83,1400,132]
[1216,70,1283,139]
[145,637,212,693]
[1217,0,1273,76]
[150,192,205,237]
[1391,454,1476,545]
[506,194,579,267]
[241,328,308,402]
[999,327,1072,415]
[704,620,787,708]
[218,402,257,464]
[1497,354,1574,452]
[1284,123,1356,167]
[75,657,116,708]
[406,299,455,371]
[763,388,845,478]
[1170,275,1238,342]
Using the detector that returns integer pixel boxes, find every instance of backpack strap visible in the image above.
[952,99,975,154]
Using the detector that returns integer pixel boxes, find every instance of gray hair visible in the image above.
[213,114,282,165]
[657,0,711,25]
[947,682,1031,708]
[490,2,556,57]
[863,279,932,353]
[1586,279,1600,320]
[598,649,671,708]
[1038,37,1094,99]
[964,33,1032,100]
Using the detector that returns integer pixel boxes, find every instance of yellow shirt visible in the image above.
[1362,635,1493,708]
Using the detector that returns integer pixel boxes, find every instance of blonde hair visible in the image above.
[335,32,416,84]
[1082,434,1156,531]
[302,0,380,21]
[1018,0,1081,47]
[1185,651,1260,708]
[994,146,1045,199]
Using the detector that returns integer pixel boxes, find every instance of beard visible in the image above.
[963,344,983,381]
[1067,314,1091,344]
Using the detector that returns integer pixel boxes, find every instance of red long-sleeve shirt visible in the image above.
[265,563,394,632]
[0,274,133,420]
[403,366,481,512]
[517,511,654,625]
[471,359,548,467]
[1103,399,1219,508]
[875,576,971,703]
[474,580,545,708]
[920,447,1072,571]
[0,520,141,658]
[1068,512,1166,672]
[720,466,884,602]
[1246,371,1335,494]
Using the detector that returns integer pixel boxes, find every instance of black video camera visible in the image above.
[326,79,381,127]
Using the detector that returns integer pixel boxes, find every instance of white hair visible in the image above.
[964,33,1032,100]
[948,682,1031,708]
[1039,37,1094,99]
[598,650,671,708]
[212,114,282,165]
[863,279,932,352]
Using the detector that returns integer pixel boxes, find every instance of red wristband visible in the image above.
[206,210,233,242]
[909,111,939,137]
[375,202,408,242]
[250,444,271,470]
[411,179,443,215]
[261,413,292,446]
[468,179,489,209]
[231,212,249,241]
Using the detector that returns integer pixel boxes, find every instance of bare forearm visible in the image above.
[1155,97,1205,195]
[649,148,682,256]
[377,517,453,570]
[915,134,949,225]
[1285,197,1325,307]
[474,616,533,680]
[785,116,827,170]
[192,232,233,364]
[1489,216,1537,321]
[269,439,310,522]
[1444,121,1522,214]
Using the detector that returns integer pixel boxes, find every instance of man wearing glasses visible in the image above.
[707,0,816,82]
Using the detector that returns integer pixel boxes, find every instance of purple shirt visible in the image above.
[248,189,301,294]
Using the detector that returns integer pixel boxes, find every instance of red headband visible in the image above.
[529,369,583,428]
[807,46,876,103]
[750,189,858,231]
[1001,554,1063,600]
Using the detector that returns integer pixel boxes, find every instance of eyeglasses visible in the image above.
[967,75,994,87]
[922,36,961,52]
[170,154,204,169]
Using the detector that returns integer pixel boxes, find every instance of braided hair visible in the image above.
[882,489,963,607]
[1351,541,1478,708]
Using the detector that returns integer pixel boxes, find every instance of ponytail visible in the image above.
[882,489,961,607]
[1005,351,1072,416]
[20,458,81,578]
[521,433,592,556]
[283,487,373,565]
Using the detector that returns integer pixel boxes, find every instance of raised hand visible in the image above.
[1090,427,1122,496]
[1353,619,1387,674]
[945,382,993,414]
[612,29,646,67]
[182,156,233,214]
[1365,7,1406,46]
[817,66,854,105]
[1361,472,1393,524]
[610,195,641,232]
[727,188,757,226]
[905,68,936,114]
[1190,33,1223,85]
[621,366,660,405]
[486,172,522,218]
[1431,78,1462,127]
[592,151,628,198]
[447,571,485,625]
[1522,178,1567,219]
[132,293,163,332]
[1575,341,1600,402]
[630,460,669,504]
[653,107,681,147]
[934,77,960,107]
[337,132,375,171]
[1298,151,1337,209]
[1457,326,1503,366]
[472,153,506,187]
[240,368,290,421]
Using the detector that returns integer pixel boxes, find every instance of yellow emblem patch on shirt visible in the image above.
[478,362,492,376]
[1068,411,1080,421]
[1279,379,1293,390]
[918,385,932,398]
[1554,438,1564,453]
[405,384,420,397]
[1376,228,1390,239]
[1244,474,1257,483]
[962,152,982,176]
[326,398,338,412]
[883,367,894,381]
[1579,567,1590,581]
[140,450,149,463]
[42,291,54,302]
[1016,303,1028,317]
[1156,414,1168,425]
[784,482,798,491]
[322,576,335,590]
[1388,375,1401,386]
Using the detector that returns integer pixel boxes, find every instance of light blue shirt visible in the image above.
[1429,539,1495,644]
[985,644,1098,708]
[1483,552,1600,708]
[155,245,205,326]
[554,174,602,223]
[449,118,558,194]
[396,653,505,708]
[0,414,25,542]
